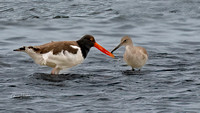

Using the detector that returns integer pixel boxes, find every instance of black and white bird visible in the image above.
[14,35,114,74]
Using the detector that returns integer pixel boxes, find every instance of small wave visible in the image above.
[169,9,180,13]
[178,41,200,45]
[5,36,27,41]
[122,70,148,76]
[30,73,91,82]
[52,15,69,19]
[0,8,14,13]
[107,82,121,86]
[0,41,12,46]
[38,27,62,31]
[97,97,110,101]
[11,93,33,100]
[0,62,11,68]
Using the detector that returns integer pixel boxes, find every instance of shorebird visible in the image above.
[14,35,114,74]
[111,36,148,71]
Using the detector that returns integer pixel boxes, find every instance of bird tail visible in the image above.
[13,46,26,51]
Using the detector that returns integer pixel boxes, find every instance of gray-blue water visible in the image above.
[0,0,200,112]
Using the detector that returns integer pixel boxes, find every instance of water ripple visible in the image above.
[1,0,200,112]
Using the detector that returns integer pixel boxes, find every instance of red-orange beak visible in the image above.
[94,42,115,58]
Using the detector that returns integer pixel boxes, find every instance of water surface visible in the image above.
[0,0,200,112]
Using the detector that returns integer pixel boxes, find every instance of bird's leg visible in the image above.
[51,68,57,75]
[51,68,60,75]
[55,68,61,75]
[132,68,135,71]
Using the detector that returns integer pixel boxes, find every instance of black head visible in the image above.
[77,35,96,48]
[77,35,96,58]
[77,34,115,59]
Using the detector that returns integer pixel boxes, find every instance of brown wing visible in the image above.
[29,41,79,55]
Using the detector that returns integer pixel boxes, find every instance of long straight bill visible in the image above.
[111,42,123,53]
[94,42,115,58]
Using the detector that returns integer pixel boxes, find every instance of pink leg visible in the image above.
[51,68,56,75]
[55,69,60,74]
[51,68,61,75]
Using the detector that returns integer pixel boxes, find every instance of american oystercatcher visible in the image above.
[111,36,148,71]
[14,35,114,74]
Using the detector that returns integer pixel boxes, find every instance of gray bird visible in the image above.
[111,36,148,71]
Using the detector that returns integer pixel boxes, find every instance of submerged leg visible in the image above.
[51,68,61,75]
[55,68,61,74]
[51,68,57,75]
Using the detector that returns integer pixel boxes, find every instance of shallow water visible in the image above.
[0,0,200,112]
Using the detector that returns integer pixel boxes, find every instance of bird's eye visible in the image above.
[90,38,94,42]
[124,40,127,42]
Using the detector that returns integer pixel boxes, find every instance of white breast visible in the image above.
[124,46,148,69]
